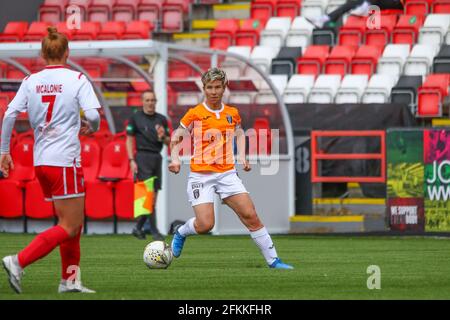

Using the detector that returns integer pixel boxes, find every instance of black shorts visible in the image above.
[135,152,162,190]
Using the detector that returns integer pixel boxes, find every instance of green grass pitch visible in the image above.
[1,233,450,300]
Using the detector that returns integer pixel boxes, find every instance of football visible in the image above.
[143,241,173,269]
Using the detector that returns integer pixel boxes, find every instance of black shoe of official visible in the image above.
[132,228,146,240]
[151,232,165,241]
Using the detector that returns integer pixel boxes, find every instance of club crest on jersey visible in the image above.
[226,115,233,124]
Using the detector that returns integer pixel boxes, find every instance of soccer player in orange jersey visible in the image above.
[1,27,100,293]
[168,68,293,269]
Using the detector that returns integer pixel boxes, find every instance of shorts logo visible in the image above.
[193,189,200,199]
[191,183,203,189]
[226,115,233,124]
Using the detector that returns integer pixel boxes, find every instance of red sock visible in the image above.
[18,225,70,269]
[59,227,81,280]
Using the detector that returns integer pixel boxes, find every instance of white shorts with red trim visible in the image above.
[35,165,85,201]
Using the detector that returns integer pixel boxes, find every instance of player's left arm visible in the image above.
[77,74,101,135]
[0,108,19,177]
[0,78,29,177]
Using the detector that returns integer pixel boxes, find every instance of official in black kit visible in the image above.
[126,90,170,240]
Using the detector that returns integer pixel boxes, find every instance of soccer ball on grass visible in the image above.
[143,241,173,269]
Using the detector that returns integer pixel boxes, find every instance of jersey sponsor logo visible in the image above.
[191,182,203,189]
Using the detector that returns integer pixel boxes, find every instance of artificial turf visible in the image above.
[1,233,449,300]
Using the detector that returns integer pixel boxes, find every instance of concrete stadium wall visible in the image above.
[0,0,43,31]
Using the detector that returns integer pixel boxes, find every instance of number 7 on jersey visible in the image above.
[42,95,56,123]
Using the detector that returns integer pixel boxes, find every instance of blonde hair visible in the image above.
[201,67,228,87]
[41,26,68,61]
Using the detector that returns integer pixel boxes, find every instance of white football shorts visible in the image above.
[187,169,248,206]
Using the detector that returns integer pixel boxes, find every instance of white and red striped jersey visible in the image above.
[8,65,101,166]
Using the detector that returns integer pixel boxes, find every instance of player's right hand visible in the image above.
[168,161,181,174]
[0,154,14,178]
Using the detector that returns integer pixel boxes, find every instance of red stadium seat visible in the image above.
[137,0,164,26]
[113,131,127,141]
[432,0,450,13]
[92,118,113,146]
[39,0,68,24]
[6,68,26,80]
[72,22,101,40]
[79,137,114,220]
[16,130,34,144]
[417,74,450,117]
[81,138,114,219]
[276,0,302,19]
[55,22,76,39]
[0,21,29,42]
[98,140,129,181]
[249,117,271,155]
[87,0,116,23]
[131,80,151,92]
[23,22,52,42]
[210,19,240,50]
[250,0,278,22]
[9,139,35,182]
[324,45,357,76]
[235,19,265,48]
[338,16,367,47]
[365,15,398,47]
[114,178,134,220]
[392,15,425,44]
[0,61,5,77]
[24,179,54,219]
[29,58,46,73]
[81,139,101,182]
[122,20,153,39]
[97,21,126,40]
[127,92,143,106]
[297,45,330,76]
[404,0,432,15]
[0,179,24,218]
[0,92,15,109]
[168,61,193,78]
[79,57,108,78]
[161,0,190,32]
[0,137,35,219]
[350,45,383,76]
[84,180,114,219]
[112,0,140,21]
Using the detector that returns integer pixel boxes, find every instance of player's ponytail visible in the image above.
[47,26,58,40]
[41,26,69,62]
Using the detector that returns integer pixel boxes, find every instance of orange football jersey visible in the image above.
[180,102,241,173]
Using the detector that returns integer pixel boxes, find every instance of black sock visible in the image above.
[136,215,148,230]
[148,210,161,234]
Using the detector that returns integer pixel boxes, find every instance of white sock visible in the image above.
[12,255,23,272]
[250,227,278,266]
[177,218,197,237]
